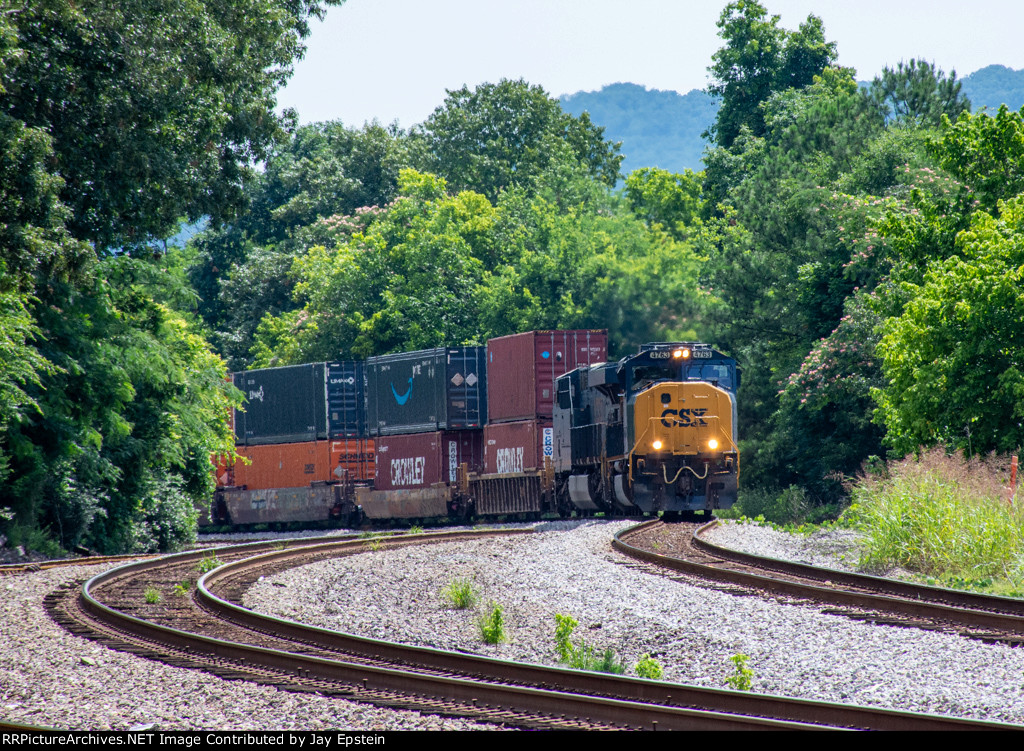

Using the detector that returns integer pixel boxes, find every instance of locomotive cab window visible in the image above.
[684,362,735,391]
[629,365,677,392]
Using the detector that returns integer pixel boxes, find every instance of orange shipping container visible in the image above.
[230,440,374,490]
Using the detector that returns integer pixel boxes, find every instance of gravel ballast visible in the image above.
[0,564,495,731]
[4,519,1024,729]
[246,520,1024,726]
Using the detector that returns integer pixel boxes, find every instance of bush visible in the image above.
[196,554,222,574]
[736,485,809,525]
[725,653,753,691]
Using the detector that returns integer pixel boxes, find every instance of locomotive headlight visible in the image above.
[673,348,691,359]
[652,439,664,451]
[707,438,719,451]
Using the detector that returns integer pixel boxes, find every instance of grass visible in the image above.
[842,448,1024,594]
[441,577,478,609]
[144,587,161,604]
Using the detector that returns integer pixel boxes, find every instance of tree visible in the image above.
[873,198,1024,456]
[931,104,1024,213]
[624,168,704,241]
[419,79,623,201]
[705,0,836,149]
[868,59,970,128]
[1,0,343,251]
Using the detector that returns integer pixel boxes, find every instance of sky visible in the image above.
[276,0,1024,128]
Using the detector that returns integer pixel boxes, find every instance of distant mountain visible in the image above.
[559,83,718,177]
[559,66,1024,177]
[960,65,1024,112]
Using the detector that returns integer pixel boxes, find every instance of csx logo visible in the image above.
[661,408,708,427]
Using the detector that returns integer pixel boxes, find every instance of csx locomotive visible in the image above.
[211,333,738,526]
[553,342,739,518]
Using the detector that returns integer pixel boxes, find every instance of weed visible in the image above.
[553,613,625,674]
[725,653,754,691]
[441,577,478,609]
[478,601,506,644]
[634,654,664,680]
[408,525,424,535]
[554,613,578,662]
[172,580,192,596]
[196,554,222,574]
[144,587,161,604]
[365,537,383,552]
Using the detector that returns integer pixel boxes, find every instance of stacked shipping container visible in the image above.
[219,331,607,505]
[364,347,487,435]
[226,361,374,489]
[482,330,607,478]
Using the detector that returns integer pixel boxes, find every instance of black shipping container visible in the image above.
[233,363,327,445]
[326,361,367,438]
[366,347,487,436]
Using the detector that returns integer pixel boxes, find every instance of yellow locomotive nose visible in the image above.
[633,381,735,457]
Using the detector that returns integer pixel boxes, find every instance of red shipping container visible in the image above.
[329,438,375,482]
[487,330,608,423]
[374,431,483,491]
[483,420,553,475]
[231,439,375,490]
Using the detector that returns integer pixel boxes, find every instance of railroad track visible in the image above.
[616,519,1024,647]
[43,526,1016,731]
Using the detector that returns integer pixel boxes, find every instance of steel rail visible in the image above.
[71,533,813,731]
[613,520,1024,638]
[192,536,1015,730]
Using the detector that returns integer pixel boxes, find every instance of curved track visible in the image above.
[616,520,1024,646]
[46,526,1017,731]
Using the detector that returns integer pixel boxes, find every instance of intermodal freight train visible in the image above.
[210,331,739,527]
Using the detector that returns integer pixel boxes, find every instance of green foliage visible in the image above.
[725,653,754,691]
[172,580,192,597]
[1,523,66,559]
[931,104,1024,214]
[478,602,506,645]
[867,59,970,127]
[2,0,343,251]
[196,554,223,575]
[705,0,837,149]
[873,197,1024,455]
[143,587,161,605]
[420,79,623,201]
[253,167,705,363]
[624,168,705,240]
[553,613,625,674]
[735,486,809,526]
[441,577,478,610]
[843,448,1024,581]
[634,654,664,680]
